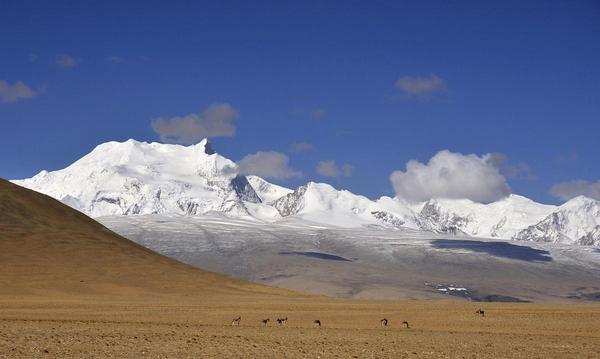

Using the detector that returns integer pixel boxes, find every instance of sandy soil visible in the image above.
[2,297,600,359]
[2,180,600,358]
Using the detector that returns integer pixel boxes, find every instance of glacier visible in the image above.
[97,213,600,301]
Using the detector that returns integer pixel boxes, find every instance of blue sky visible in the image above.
[1,0,599,204]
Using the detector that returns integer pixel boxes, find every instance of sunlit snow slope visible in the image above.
[12,139,260,217]
[12,139,600,246]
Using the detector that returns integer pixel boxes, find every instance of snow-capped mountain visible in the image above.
[246,175,293,204]
[514,196,600,245]
[272,182,419,228]
[412,195,558,239]
[578,226,600,246]
[11,139,600,246]
[12,139,260,217]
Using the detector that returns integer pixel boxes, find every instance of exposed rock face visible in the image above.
[578,226,600,246]
[272,184,309,217]
[515,196,600,245]
[416,200,472,234]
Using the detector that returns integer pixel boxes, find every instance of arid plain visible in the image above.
[2,298,600,358]
[1,179,600,358]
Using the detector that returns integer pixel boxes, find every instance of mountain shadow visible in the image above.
[430,239,552,262]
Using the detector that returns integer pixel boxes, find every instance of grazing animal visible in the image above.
[402,321,410,328]
[231,317,241,326]
[276,317,288,326]
[261,318,270,326]
[475,309,485,317]
[313,319,322,327]
[380,318,388,327]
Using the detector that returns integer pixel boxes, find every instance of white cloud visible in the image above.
[151,103,238,144]
[56,54,79,67]
[395,74,446,96]
[237,151,302,180]
[389,150,511,203]
[550,180,600,201]
[0,80,37,104]
[316,160,353,178]
[289,142,315,153]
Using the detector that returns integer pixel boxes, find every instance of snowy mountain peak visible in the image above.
[272,182,419,228]
[246,175,292,204]
[413,194,558,238]
[9,139,600,246]
[559,195,598,210]
[73,138,224,172]
[12,139,251,217]
[515,195,600,244]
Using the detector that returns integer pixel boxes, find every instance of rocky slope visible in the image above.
[412,195,558,239]
[514,196,600,245]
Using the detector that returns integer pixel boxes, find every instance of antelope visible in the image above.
[475,309,485,317]
[276,317,288,326]
[402,321,410,328]
[313,319,322,327]
[261,318,270,326]
[231,317,241,326]
[380,318,388,327]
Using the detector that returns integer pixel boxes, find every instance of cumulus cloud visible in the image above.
[316,160,353,178]
[550,180,600,201]
[395,74,446,96]
[0,80,37,104]
[56,54,79,67]
[389,150,511,203]
[237,151,302,180]
[289,142,315,153]
[151,103,238,144]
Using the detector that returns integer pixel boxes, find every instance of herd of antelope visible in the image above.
[230,317,330,327]
[230,308,487,328]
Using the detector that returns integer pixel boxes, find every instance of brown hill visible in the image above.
[0,178,291,298]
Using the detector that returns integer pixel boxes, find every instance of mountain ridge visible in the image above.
[12,138,600,246]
